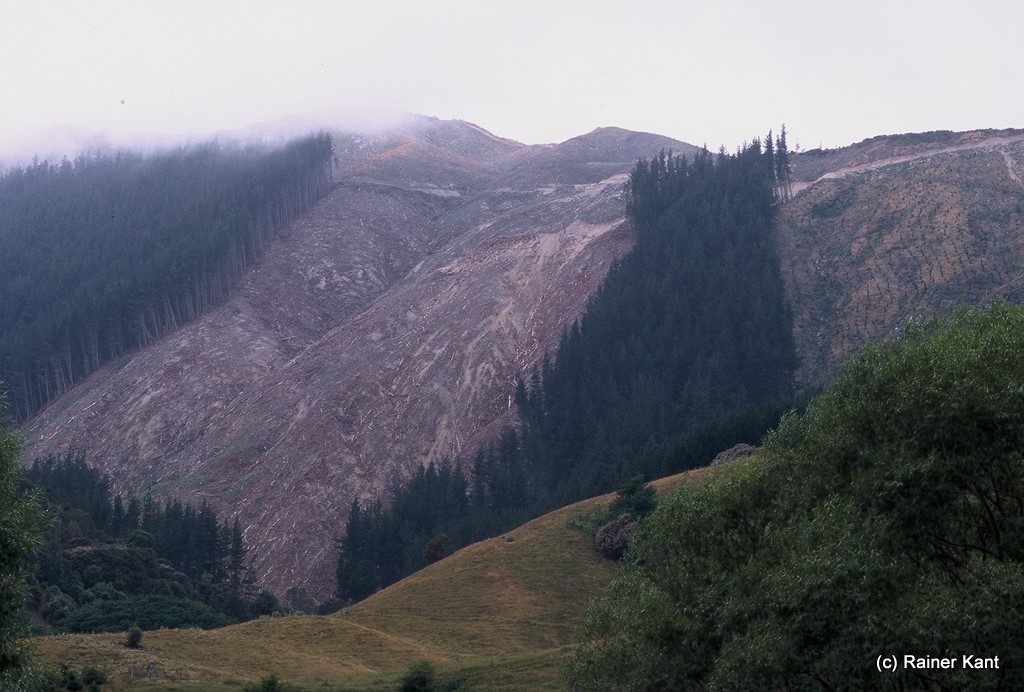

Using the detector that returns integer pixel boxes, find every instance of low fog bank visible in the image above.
[0,106,416,170]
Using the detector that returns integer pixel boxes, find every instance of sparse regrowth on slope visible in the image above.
[778,135,1024,388]
[565,303,1024,690]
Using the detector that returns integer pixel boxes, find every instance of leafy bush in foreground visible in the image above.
[566,304,1024,690]
[242,672,298,692]
[397,660,473,691]
[0,411,48,689]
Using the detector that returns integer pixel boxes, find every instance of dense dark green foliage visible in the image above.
[399,661,440,692]
[31,664,108,692]
[336,459,474,602]
[397,660,473,692]
[124,625,143,649]
[592,476,657,561]
[518,141,796,502]
[0,404,49,689]
[565,304,1024,690]
[243,673,298,692]
[58,594,231,633]
[24,453,265,629]
[336,135,799,602]
[0,134,332,421]
[335,431,552,602]
[423,534,454,564]
[605,475,656,522]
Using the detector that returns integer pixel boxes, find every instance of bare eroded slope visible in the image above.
[21,117,693,597]
[779,130,1024,387]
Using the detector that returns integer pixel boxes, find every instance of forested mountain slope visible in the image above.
[0,136,333,421]
[332,140,800,603]
[19,117,692,597]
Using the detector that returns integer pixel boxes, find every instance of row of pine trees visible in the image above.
[0,134,333,421]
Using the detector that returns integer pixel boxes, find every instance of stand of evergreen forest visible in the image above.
[336,133,803,602]
[0,135,334,653]
[0,415,282,687]
[22,453,282,633]
[0,134,333,422]
[0,402,45,689]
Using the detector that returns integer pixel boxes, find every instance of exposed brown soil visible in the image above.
[779,135,1024,387]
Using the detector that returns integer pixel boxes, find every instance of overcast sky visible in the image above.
[2,0,1022,160]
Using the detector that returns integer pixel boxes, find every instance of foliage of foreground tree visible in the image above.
[565,304,1024,690]
[0,403,48,689]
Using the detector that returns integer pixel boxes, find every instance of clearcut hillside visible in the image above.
[20,117,695,598]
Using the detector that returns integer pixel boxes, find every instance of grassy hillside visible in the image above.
[31,469,711,690]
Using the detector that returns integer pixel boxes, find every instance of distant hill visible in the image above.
[33,468,709,690]
[779,129,1024,387]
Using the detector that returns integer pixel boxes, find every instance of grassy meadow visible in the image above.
[31,468,712,690]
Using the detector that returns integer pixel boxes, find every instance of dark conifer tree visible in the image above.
[228,517,247,595]
[764,129,778,200]
[775,124,792,201]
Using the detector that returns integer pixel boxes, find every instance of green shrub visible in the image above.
[605,475,656,521]
[399,661,436,691]
[397,660,472,691]
[250,591,280,617]
[80,666,107,686]
[60,594,232,633]
[588,475,656,561]
[59,664,82,691]
[593,514,636,561]
[423,534,453,564]
[43,664,107,691]
[315,597,346,615]
[242,672,296,692]
[0,417,49,690]
[124,625,143,649]
[125,529,155,550]
[566,304,1024,690]
[39,586,78,623]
